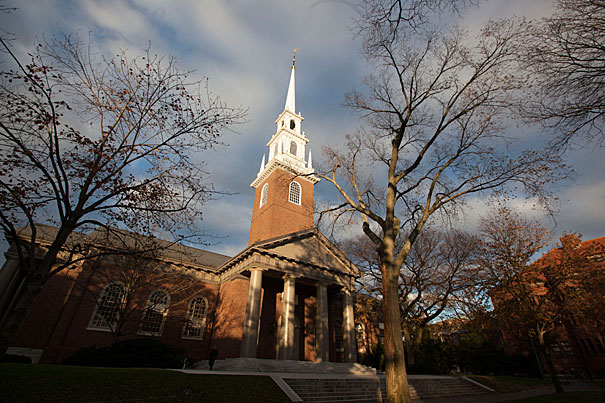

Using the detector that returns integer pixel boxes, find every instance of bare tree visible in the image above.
[318,1,568,400]
[521,0,605,149]
[345,229,478,366]
[0,34,245,354]
[400,229,478,365]
[476,206,565,393]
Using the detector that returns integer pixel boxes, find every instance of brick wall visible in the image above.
[13,259,224,363]
[249,168,314,245]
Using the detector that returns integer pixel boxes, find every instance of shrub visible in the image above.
[0,354,32,364]
[359,343,385,371]
[63,338,184,368]
[407,337,450,374]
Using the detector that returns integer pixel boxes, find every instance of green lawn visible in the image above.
[503,391,605,402]
[0,364,291,402]
[467,375,552,393]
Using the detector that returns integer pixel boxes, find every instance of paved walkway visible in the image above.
[419,381,603,402]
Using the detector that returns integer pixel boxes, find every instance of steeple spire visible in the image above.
[249,53,319,244]
[284,49,298,113]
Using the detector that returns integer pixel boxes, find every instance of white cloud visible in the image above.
[1,0,603,260]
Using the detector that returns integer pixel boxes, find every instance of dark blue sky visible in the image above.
[1,0,603,258]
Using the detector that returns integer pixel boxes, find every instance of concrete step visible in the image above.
[285,377,384,403]
[284,376,490,402]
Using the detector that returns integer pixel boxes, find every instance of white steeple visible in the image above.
[284,58,296,113]
[251,51,319,188]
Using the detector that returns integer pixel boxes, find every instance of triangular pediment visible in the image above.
[253,228,359,277]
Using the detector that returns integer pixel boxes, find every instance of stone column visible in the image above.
[240,269,263,358]
[342,288,358,363]
[279,274,296,360]
[315,282,329,362]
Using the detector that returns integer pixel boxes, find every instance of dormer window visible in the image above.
[290,119,295,130]
[290,141,297,156]
[289,181,301,205]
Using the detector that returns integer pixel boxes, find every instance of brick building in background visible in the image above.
[0,57,361,365]
[497,235,605,377]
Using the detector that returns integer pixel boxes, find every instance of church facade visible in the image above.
[0,58,361,365]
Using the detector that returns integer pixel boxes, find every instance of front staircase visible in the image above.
[191,358,493,401]
[283,375,492,402]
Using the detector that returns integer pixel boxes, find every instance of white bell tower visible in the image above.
[248,52,319,245]
[252,50,316,185]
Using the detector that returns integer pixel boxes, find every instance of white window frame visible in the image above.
[87,282,126,333]
[288,181,301,205]
[260,183,269,207]
[138,289,170,337]
[182,296,209,340]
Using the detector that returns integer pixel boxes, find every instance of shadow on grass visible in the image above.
[0,364,291,402]
[502,391,605,403]
[467,375,554,393]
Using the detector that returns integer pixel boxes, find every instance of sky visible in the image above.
[1,0,603,259]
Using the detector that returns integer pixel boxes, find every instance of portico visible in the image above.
[221,229,359,363]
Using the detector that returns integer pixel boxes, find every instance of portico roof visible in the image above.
[217,227,359,287]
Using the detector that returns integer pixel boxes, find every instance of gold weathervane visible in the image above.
[292,48,299,67]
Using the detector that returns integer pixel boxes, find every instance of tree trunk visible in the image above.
[382,263,411,403]
[564,323,593,380]
[537,334,564,393]
[403,326,423,367]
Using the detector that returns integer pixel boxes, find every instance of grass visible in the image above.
[470,376,605,402]
[503,391,605,402]
[0,363,291,402]
[467,375,552,393]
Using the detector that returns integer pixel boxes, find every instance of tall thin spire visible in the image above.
[284,49,298,113]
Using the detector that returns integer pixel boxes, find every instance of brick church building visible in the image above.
[0,57,361,365]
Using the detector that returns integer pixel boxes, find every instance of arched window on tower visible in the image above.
[290,119,295,130]
[182,296,208,339]
[88,282,125,331]
[260,183,268,207]
[290,141,297,156]
[139,289,170,336]
[289,181,301,205]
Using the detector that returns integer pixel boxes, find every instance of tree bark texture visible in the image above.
[537,334,565,393]
[382,262,412,403]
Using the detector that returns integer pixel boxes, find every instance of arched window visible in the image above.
[139,289,170,336]
[290,119,295,130]
[88,283,125,331]
[182,296,208,339]
[289,181,301,205]
[290,141,297,156]
[260,183,269,207]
